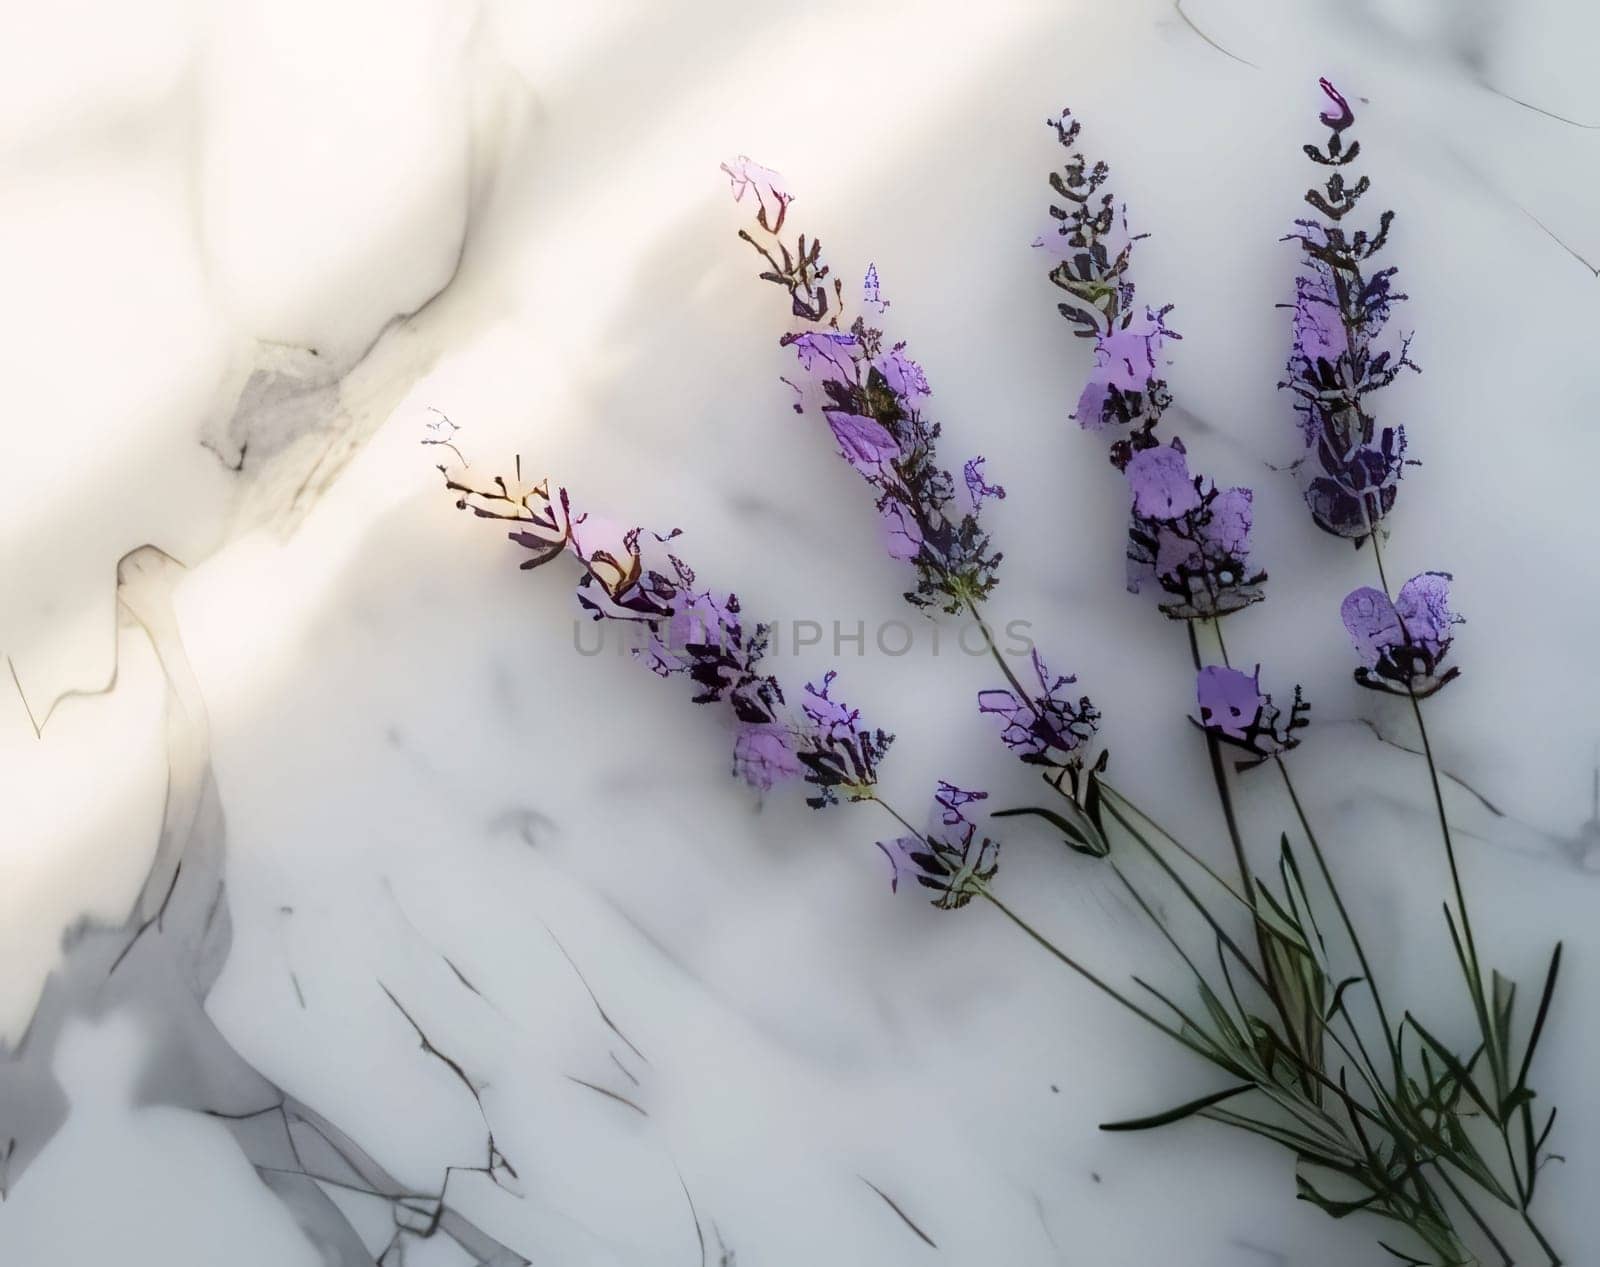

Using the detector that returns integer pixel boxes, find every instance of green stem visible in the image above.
[1274,753,1401,1075]
[1187,621,1256,906]
[964,597,1036,712]
[977,887,1194,1048]
[1367,533,1482,992]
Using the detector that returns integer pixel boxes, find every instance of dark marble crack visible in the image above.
[0,545,530,1266]
[563,1075,648,1118]
[1172,0,1258,68]
[860,1175,939,1250]
[378,983,520,1193]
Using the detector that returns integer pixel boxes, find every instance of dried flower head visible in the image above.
[1341,572,1462,697]
[1125,442,1266,620]
[878,781,1000,910]
[728,168,1004,613]
[1194,665,1310,770]
[1281,79,1419,543]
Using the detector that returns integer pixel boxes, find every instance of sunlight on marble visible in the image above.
[3,2,1598,1264]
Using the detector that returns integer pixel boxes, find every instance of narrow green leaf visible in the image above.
[1100,1083,1255,1132]
[1515,941,1562,1094]
[1404,1013,1496,1122]
[1324,975,1364,1022]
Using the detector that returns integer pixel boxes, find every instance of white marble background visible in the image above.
[3,1,1599,1263]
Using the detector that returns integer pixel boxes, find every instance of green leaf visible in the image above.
[1324,975,1364,1022]
[1405,1013,1495,1121]
[989,805,1106,857]
[1295,1173,1383,1219]
[1099,1083,1254,1132]
[1515,941,1562,1094]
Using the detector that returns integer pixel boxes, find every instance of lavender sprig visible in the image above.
[724,158,1005,613]
[1040,109,1179,463]
[1281,80,1420,543]
[1035,96,1571,1265]
[438,450,895,796]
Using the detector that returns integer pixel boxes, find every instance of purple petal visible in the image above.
[1202,486,1254,556]
[790,330,861,386]
[1094,309,1173,393]
[1318,77,1354,129]
[826,411,900,470]
[1395,571,1456,657]
[1292,268,1344,367]
[872,344,929,402]
[963,456,1007,508]
[721,155,792,231]
[863,263,888,313]
[876,835,920,893]
[1195,665,1263,741]
[880,500,924,561]
[977,688,1022,718]
[1127,445,1202,519]
[1074,374,1112,431]
[733,725,803,790]
[1340,586,1403,669]
[933,780,988,828]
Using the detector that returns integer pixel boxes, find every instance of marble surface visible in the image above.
[3,1,1599,1263]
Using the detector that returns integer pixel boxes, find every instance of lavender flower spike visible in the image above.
[1125,441,1266,621]
[437,449,803,793]
[1040,109,1180,452]
[1281,79,1418,542]
[1341,572,1462,697]
[1194,665,1310,771]
[727,165,1004,612]
[878,781,1000,910]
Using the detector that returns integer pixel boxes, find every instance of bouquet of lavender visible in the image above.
[436,82,1565,1266]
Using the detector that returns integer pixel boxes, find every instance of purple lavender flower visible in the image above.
[1341,572,1462,697]
[877,781,1000,910]
[978,648,1100,769]
[1124,442,1266,620]
[1194,665,1310,770]
[794,671,896,808]
[728,171,1004,612]
[1280,79,1418,543]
